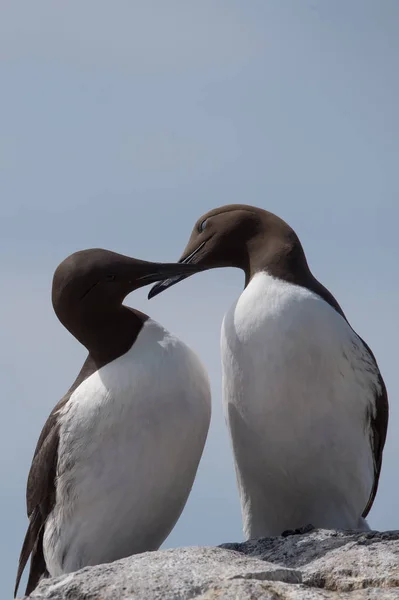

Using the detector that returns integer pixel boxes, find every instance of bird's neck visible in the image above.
[244,236,346,319]
[66,305,148,368]
[244,233,309,287]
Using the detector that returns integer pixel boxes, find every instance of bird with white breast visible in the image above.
[15,249,211,597]
[149,204,388,539]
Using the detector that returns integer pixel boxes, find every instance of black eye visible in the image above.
[106,274,116,282]
[198,219,208,233]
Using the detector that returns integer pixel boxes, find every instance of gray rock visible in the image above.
[26,529,399,599]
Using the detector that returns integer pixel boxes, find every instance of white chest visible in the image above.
[220,272,378,535]
[221,272,378,422]
[44,319,211,574]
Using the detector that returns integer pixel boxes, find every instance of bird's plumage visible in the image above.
[15,357,97,596]
[221,271,387,537]
[43,319,211,576]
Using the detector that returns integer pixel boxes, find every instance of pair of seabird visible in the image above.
[15,204,388,597]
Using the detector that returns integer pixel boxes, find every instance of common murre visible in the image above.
[15,248,211,596]
[149,204,388,539]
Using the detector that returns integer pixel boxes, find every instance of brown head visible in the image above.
[52,248,204,359]
[148,204,313,298]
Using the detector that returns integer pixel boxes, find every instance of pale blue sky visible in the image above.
[1,1,398,596]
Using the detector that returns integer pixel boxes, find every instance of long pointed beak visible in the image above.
[148,242,206,299]
[137,261,204,287]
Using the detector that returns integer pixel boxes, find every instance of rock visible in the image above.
[26,529,399,599]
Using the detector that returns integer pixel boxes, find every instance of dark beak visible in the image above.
[137,260,204,288]
[148,242,206,299]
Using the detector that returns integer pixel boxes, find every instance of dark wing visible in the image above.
[14,395,66,598]
[361,359,389,518]
[15,507,47,597]
[307,273,389,519]
[14,356,97,598]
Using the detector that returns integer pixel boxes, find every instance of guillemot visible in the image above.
[149,204,388,539]
[15,249,211,597]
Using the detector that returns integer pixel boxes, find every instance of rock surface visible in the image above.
[26,529,399,599]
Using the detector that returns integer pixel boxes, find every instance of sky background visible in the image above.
[1,1,398,596]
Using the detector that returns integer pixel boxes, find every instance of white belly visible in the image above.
[44,319,211,576]
[221,272,379,538]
